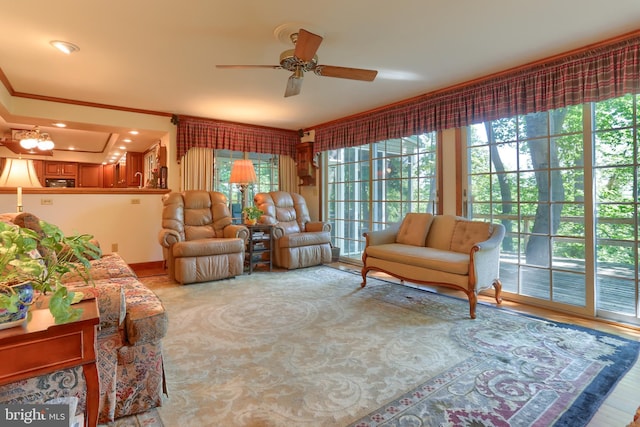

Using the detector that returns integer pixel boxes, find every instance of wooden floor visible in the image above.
[132,262,640,426]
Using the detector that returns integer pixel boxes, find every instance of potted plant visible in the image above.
[0,220,102,327]
[242,206,263,226]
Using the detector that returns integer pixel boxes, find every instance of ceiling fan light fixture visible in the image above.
[50,40,80,55]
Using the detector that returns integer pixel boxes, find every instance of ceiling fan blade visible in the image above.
[294,29,323,62]
[284,74,303,97]
[316,65,378,81]
[216,65,282,69]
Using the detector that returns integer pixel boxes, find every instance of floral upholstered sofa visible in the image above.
[0,212,168,423]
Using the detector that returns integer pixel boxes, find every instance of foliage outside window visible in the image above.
[467,93,640,324]
[326,134,437,263]
[214,150,279,220]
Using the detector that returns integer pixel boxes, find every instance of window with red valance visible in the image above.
[175,116,298,162]
[314,31,640,152]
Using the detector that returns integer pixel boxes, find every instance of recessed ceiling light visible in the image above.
[129,130,139,135]
[53,122,67,128]
[123,138,132,143]
[50,40,80,55]
[119,146,126,150]
[69,147,75,150]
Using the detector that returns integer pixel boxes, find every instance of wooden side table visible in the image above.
[0,298,100,427]
[246,224,273,274]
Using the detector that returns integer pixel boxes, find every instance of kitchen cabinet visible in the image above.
[125,152,144,188]
[78,164,103,188]
[31,160,45,186]
[44,161,77,179]
[102,164,116,188]
[295,142,316,186]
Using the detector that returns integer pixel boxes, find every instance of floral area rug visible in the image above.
[142,266,639,427]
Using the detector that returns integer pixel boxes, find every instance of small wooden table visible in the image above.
[246,224,274,274]
[0,298,100,427]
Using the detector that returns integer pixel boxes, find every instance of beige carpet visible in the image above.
[144,266,452,426]
[141,266,639,427]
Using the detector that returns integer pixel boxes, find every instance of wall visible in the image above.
[0,192,165,264]
[0,88,179,265]
[441,128,458,215]
[299,185,320,221]
[1,87,459,263]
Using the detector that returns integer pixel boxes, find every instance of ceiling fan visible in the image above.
[216,28,378,97]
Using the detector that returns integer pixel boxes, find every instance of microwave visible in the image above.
[45,178,76,188]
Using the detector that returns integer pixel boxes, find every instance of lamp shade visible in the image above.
[0,158,42,188]
[229,160,257,184]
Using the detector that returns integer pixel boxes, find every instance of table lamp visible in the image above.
[0,158,43,212]
[229,159,257,210]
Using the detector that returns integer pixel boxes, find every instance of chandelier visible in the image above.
[15,127,55,151]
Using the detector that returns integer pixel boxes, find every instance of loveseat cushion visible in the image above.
[366,243,470,275]
[122,280,168,345]
[425,215,458,250]
[450,220,491,254]
[65,279,126,332]
[5,212,58,262]
[396,213,433,246]
[172,238,244,257]
[279,231,331,248]
[61,253,136,284]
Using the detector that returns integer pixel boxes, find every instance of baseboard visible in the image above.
[129,260,165,274]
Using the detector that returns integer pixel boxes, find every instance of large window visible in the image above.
[467,94,640,324]
[214,150,279,219]
[593,94,639,321]
[326,134,437,263]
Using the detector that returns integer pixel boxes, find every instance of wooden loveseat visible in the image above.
[361,213,505,319]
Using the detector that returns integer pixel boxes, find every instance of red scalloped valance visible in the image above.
[176,116,298,161]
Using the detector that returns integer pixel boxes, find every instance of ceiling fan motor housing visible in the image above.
[279,49,318,72]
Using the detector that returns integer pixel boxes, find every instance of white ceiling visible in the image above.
[1,1,640,161]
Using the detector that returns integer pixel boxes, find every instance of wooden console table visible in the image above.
[0,298,100,427]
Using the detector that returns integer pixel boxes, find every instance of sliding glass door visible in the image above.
[326,134,437,264]
[593,94,639,322]
[466,94,640,325]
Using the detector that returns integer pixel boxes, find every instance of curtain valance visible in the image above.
[314,32,640,152]
[175,116,298,161]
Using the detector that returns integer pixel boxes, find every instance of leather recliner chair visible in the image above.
[159,190,249,284]
[254,191,332,269]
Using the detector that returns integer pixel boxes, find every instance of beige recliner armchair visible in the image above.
[159,190,249,284]
[254,191,332,269]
